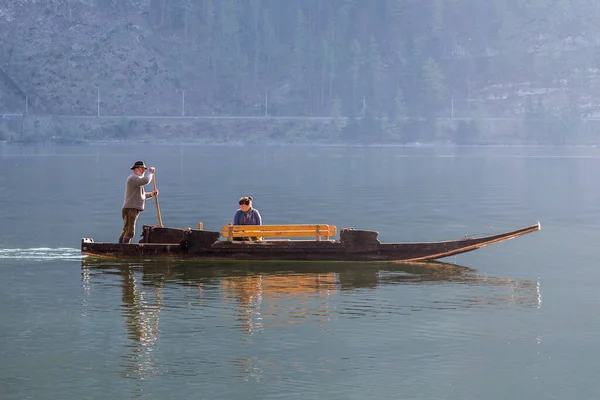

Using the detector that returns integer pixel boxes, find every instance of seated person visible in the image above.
[233,196,262,241]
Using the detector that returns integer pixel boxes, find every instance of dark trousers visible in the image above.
[119,208,141,243]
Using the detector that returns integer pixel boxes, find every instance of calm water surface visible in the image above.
[1,144,599,399]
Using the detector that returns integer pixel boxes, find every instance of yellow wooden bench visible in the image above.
[221,223,337,242]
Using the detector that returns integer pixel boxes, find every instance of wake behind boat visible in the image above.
[81,221,541,262]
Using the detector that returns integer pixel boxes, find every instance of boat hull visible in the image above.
[81,222,540,262]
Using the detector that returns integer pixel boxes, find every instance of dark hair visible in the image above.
[238,196,253,206]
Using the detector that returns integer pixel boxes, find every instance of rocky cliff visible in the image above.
[2,0,600,144]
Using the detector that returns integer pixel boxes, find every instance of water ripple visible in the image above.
[0,247,83,261]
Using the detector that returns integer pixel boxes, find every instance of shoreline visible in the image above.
[2,114,598,146]
[2,139,599,148]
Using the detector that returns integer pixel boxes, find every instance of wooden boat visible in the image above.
[81,221,540,262]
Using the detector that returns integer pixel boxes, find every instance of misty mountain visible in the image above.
[1,0,599,143]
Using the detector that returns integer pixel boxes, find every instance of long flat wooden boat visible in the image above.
[81,222,540,262]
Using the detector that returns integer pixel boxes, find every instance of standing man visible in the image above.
[119,160,158,244]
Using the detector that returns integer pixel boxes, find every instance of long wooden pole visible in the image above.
[152,173,163,227]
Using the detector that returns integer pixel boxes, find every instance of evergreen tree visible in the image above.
[348,39,364,117]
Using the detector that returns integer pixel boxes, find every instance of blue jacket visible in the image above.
[233,208,262,225]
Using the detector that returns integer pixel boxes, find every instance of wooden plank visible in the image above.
[220,228,336,237]
[220,224,332,232]
[220,224,335,233]
[220,224,336,241]
[220,228,334,235]
[220,230,334,237]
[221,230,332,238]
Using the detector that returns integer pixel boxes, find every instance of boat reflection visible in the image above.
[81,259,541,380]
[220,271,338,335]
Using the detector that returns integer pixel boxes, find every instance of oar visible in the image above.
[152,173,163,227]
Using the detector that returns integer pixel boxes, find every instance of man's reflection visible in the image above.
[120,267,163,379]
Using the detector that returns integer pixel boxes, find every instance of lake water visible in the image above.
[0,143,598,399]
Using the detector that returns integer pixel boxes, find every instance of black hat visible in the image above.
[130,160,147,170]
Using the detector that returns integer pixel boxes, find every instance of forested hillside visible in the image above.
[1,0,599,143]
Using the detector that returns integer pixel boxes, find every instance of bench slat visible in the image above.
[223,231,332,238]
[225,224,332,231]
[221,227,336,234]
[221,227,336,235]
[220,224,337,241]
